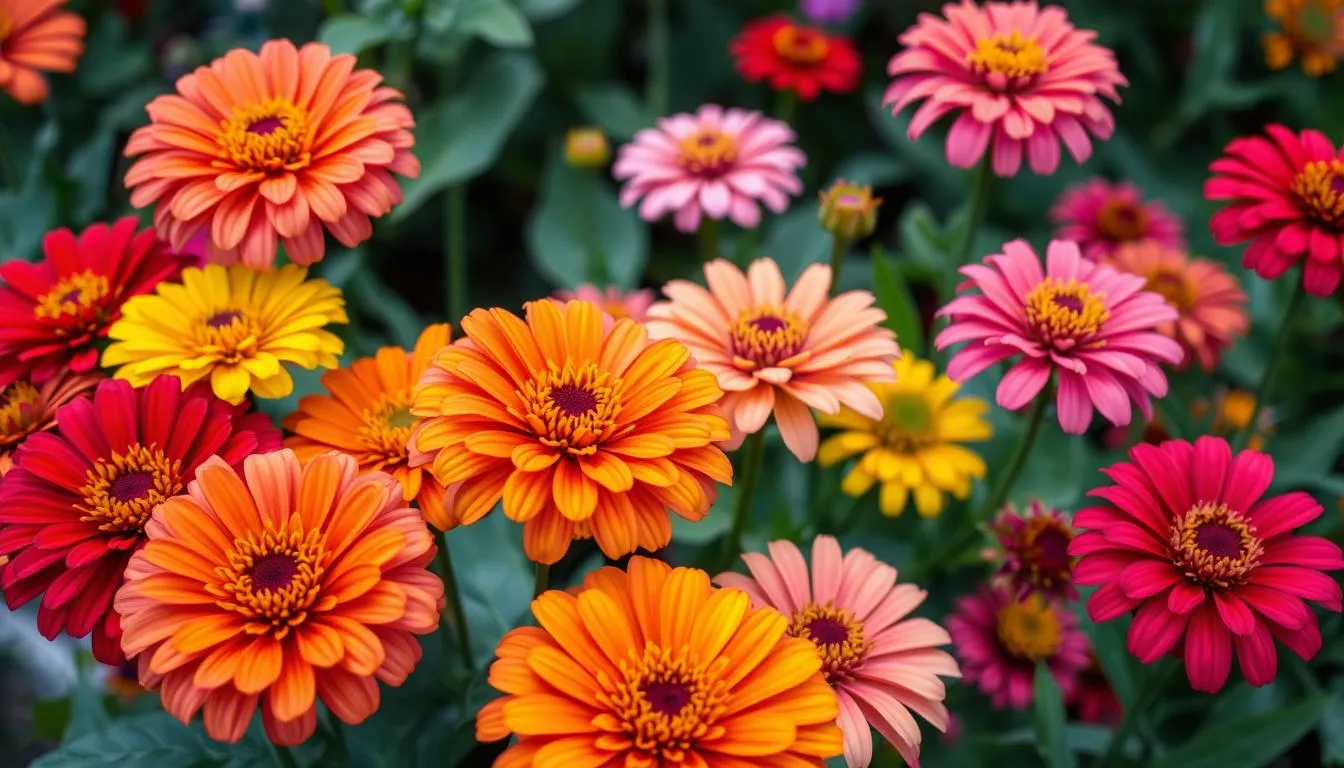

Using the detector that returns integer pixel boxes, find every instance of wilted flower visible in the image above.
[993,500,1078,601]
[819,180,882,240]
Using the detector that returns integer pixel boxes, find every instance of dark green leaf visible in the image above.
[1079,607,1135,706]
[1149,695,1326,768]
[761,203,830,280]
[573,83,654,141]
[447,511,533,664]
[1322,681,1344,766]
[517,0,584,20]
[318,14,393,54]
[1268,403,1344,484]
[458,0,535,47]
[671,484,736,545]
[347,263,425,347]
[832,152,908,187]
[63,666,109,742]
[871,245,924,358]
[526,153,648,289]
[30,712,276,768]
[1034,660,1076,768]
[77,16,151,94]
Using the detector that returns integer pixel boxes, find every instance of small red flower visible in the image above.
[0,218,181,387]
[0,376,280,664]
[730,15,861,101]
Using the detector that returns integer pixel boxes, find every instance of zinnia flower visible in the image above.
[1193,388,1273,451]
[613,105,805,232]
[993,500,1078,601]
[730,15,861,101]
[284,324,449,523]
[884,0,1127,177]
[647,258,900,461]
[1071,436,1344,693]
[1207,124,1344,296]
[102,264,346,405]
[715,536,959,768]
[801,0,861,24]
[477,556,843,765]
[0,217,182,387]
[0,376,280,664]
[817,355,991,517]
[948,585,1089,709]
[1105,240,1248,372]
[934,239,1184,434]
[123,39,420,269]
[409,299,732,564]
[115,449,443,745]
[1262,0,1344,76]
[0,370,99,475]
[553,283,655,322]
[0,0,85,105]
[1048,179,1185,260]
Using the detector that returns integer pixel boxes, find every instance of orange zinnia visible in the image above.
[477,556,844,766]
[410,299,733,565]
[0,0,85,105]
[284,323,450,522]
[114,450,443,745]
[123,39,420,269]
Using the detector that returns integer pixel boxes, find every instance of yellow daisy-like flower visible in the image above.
[102,264,346,405]
[818,355,992,517]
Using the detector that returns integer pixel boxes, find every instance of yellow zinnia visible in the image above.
[818,355,991,517]
[102,264,346,404]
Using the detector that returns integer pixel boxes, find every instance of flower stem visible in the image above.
[719,429,766,570]
[952,155,994,268]
[446,185,467,323]
[0,121,19,189]
[533,563,551,597]
[979,383,1050,519]
[1097,658,1177,768]
[646,0,670,117]
[321,0,342,16]
[580,172,607,284]
[828,236,850,292]
[775,90,797,125]
[435,542,474,674]
[1234,279,1306,452]
[276,747,300,768]
[698,217,721,263]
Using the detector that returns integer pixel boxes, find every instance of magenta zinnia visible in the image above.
[1049,178,1185,260]
[993,500,1078,602]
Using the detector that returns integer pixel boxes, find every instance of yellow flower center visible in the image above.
[1292,158,1344,225]
[1169,502,1263,588]
[0,381,44,438]
[34,271,111,322]
[77,444,183,534]
[677,129,738,178]
[1024,278,1110,347]
[995,594,1062,662]
[875,393,935,454]
[1096,198,1150,243]
[602,644,729,760]
[966,31,1050,79]
[788,602,871,683]
[194,307,261,365]
[519,362,624,456]
[772,24,830,64]
[1143,265,1196,311]
[730,305,809,369]
[213,525,327,639]
[359,394,416,461]
[221,98,312,173]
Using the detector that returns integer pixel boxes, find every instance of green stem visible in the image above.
[0,121,19,189]
[828,236,849,292]
[698,217,721,263]
[580,172,607,284]
[446,185,467,322]
[435,543,474,674]
[321,0,343,16]
[386,0,423,93]
[775,90,797,125]
[646,0,670,116]
[1098,658,1177,768]
[533,563,551,597]
[276,747,300,768]
[1233,279,1306,452]
[951,155,994,268]
[979,382,1050,518]
[719,430,766,570]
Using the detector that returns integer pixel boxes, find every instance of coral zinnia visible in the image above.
[1207,124,1344,296]
[613,104,805,232]
[284,324,450,523]
[0,370,99,476]
[0,376,280,664]
[818,355,991,517]
[647,258,900,461]
[1193,388,1274,452]
[1105,240,1248,372]
[115,450,443,745]
[730,15,861,101]
[1262,0,1344,76]
[102,264,346,405]
[884,0,1127,177]
[716,536,960,768]
[0,217,182,388]
[935,239,1184,434]
[123,39,420,269]
[409,299,732,564]
[1071,436,1344,693]
[0,0,85,105]
[477,556,843,766]
[553,283,655,323]
[1049,178,1185,260]
[948,585,1089,709]
[993,500,1077,601]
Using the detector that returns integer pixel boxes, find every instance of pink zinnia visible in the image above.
[1049,178,1185,260]
[884,0,1127,177]
[934,239,1184,434]
[613,104,805,232]
[1207,124,1344,296]
[553,283,654,322]
[1070,436,1344,693]
[948,585,1089,709]
[715,536,960,768]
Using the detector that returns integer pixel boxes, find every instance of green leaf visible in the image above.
[1268,403,1344,484]
[394,52,544,221]
[832,152,908,187]
[77,15,151,94]
[572,83,654,141]
[459,0,535,47]
[516,0,583,19]
[1034,660,1076,768]
[346,262,425,347]
[871,245,924,358]
[1149,695,1326,768]
[30,712,277,768]
[1079,608,1135,706]
[761,203,830,280]
[63,666,109,742]
[447,511,533,664]
[318,14,393,55]
[66,130,115,226]
[671,485,737,545]
[1321,681,1344,766]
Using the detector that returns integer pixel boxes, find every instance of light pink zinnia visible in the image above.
[1049,178,1185,260]
[934,239,1184,434]
[553,283,654,322]
[716,536,960,768]
[884,0,1127,177]
[613,104,805,232]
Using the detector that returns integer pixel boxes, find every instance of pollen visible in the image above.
[600,644,731,759]
[995,594,1062,662]
[730,305,810,369]
[76,444,183,533]
[0,381,44,437]
[1291,158,1344,225]
[519,362,624,456]
[220,98,312,173]
[966,31,1050,79]
[677,129,739,178]
[34,271,111,322]
[1169,502,1264,588]
[772,24,830,64]
[1024,277,1110,348]
[788,602,872,683]
[213,524,328,639]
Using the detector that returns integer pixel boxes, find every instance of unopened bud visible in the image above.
[565,127,610,170]
[818,180,881,240]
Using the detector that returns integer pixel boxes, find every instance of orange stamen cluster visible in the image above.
[788,603,871,683]
[995,594,1062,661]
[214,524,328,639]
[34,271,111,322]
[1024,278,1110,347]
[360,394,418,461]
[1142,265,1196,311]
[519,362,623,456]
[194,307,262,365]
[1292,158,1344,225]
[1169,502,1263,588]
[677,129,739,178]
[601,644,730,759]
[772,24,830,64]
[1096,198,1150,242]
[221,98,312,173]
[967,31,1050,79]
[730,305,809,369]
[0,381,43,437]
[77,444,182,533]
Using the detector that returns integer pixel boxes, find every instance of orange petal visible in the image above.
[502,467,553,523]
[552,460,598,521]
[269,650,316,722]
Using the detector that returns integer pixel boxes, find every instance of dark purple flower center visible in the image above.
[247,116,285,136]
[205,310,243,329]
[250,553,300,591]
[750,315,788,333]
[109,471,155,502]
[643,682,691,715]
[550,386,598,416]
[806,617,850,645]
[1035,527,1073,569]
[1195,521,1243,558]
[1052,295,1084,313]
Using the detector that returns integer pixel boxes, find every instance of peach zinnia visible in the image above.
[646,258,900,461]
[124,39,420,269]
[410,299,732,564]
[115,450,444,745]
[0,0,85,105]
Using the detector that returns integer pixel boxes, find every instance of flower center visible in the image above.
[772,24,830,64]
[1292,159,1344,226]
[248,553,299,590]
[874,393,936,453]
[205,310,243,329]
[1096,199,1150,242]
[788,603,871,683]
[221,98,311,173]
[1169,502,1263,588]
[677,128,738,178]
[1001,512,1077,593]
[215,525,327,639]
[605,644,729,759]
[519,362,624,456]
[995,594,1062,662]
[34,271,111,322]
[730,305,810,369]
[1024,278,1110,349]
[966,30,1050,80]
[1213,390,1257,434]
[1299,2,1339,42]
[1144,266,1196,311]
[194,306,261,365]
[0,381,44,438]
[358,393,417,462]
[77,444,182,534]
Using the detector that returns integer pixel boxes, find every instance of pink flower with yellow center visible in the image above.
[553,283,655,322]
[1049,178,1185,260]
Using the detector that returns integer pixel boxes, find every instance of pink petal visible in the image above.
[1184,602,1233,693]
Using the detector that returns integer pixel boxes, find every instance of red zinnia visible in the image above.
[1071,436,1344,693]
[0,217,181,387]
[0,376,280,664]
[730,15,861,101]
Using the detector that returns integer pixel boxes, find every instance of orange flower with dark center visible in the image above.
[0,370,99,475]
[0,0,85,105]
